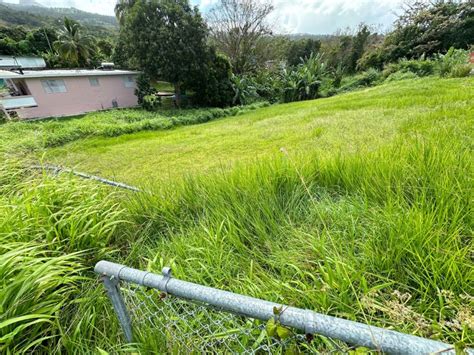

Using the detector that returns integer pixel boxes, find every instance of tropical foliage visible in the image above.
[286,38,322,67]
[281,53,328,102]
[53,18,95,67]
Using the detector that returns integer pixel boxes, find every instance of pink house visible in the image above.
[0,69,139,119]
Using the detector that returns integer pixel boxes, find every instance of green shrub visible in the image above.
[135,73,158,109]
[383,58,435,78]
[380,49,471,80]
[339,68,382,92]
[448,64,472,78]
[357,47,386,71]
[385,71,419,82]
[142,94,162,111]
[435,47,469,77]
[281,53,328,103]
[191,52,234,108]
[356,68,382,85]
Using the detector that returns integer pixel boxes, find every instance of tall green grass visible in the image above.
[0,162,133,353]
[124,129,472,347]
[0,78,472,352]
[0,102,269,154]
[4,123,471,352]
[43,77,473,185]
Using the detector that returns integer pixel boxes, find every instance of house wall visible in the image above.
[16,74,138,119]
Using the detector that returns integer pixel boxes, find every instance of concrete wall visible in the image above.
[16,74,138,119]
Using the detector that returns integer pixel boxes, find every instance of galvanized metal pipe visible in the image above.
[95,260,462,354]
[30,164,141,192]
[101,274,133,342]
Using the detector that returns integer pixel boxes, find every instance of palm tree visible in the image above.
[115,0,137,25]
[53,18,95,67]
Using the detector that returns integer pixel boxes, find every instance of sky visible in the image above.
[3,0,407,34]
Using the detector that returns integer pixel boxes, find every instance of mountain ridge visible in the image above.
[0,2,118,30]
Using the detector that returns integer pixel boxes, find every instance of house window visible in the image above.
[123,75,135,88]
[41,79,67,94]
[89,77,100,87]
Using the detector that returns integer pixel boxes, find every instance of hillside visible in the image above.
[0,76,473,352]
[44,77,473,184]
[0,2,117,30]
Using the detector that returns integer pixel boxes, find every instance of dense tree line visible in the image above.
[358,0,474,70]
[0,26,56,56]
[0,20,115,69]
[1,0,471,108]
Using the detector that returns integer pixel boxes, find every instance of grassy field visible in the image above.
[0,102,268,155]
[45,77,473,185]
[0,76,473,353]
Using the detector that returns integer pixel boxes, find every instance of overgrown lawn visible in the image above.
[0,76,472,352]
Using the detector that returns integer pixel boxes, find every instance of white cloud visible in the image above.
[5,0,406,34]
[271,0,405,34]
[201,0,406,34]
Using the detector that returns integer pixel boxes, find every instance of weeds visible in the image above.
[0,77,472,352]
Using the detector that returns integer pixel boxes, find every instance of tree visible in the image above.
[0,26,28,42]
[112,35,131,69]
[0,25,28,55]
[53,18,95,67]
[119,0,210,106]
[207,0,274,74]
[286,38,321,67]
[96,39,114,59]
[347,24,371,73]
[114,0,137,25]
[324,34,352,72]
[191,49,234,107]
[382,0,474,62]
[0,37,19,55]
[26,27,57,55]
[322,24,378,74]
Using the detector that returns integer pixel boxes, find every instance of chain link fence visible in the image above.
[95,260,461,354]
[124,284,326,353]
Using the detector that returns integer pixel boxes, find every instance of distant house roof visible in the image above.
[0,56,46,69]
[0,69,139,80]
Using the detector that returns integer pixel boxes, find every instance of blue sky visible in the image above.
[4,0,406,34]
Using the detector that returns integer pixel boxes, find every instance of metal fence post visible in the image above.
[101,274,133,343]
[95,261,469,354]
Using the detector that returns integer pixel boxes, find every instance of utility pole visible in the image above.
[43,28,54,53]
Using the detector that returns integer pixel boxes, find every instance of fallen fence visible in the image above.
[30,164,141,192]
[95,260,465,354]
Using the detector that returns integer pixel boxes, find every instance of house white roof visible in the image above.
[0,69,139,80]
